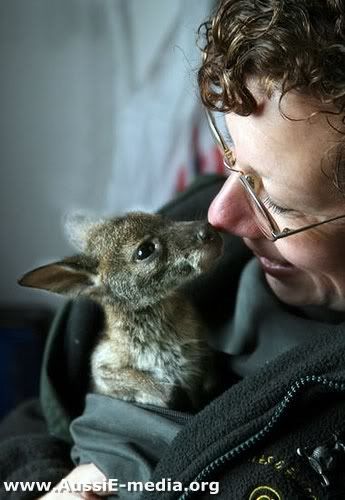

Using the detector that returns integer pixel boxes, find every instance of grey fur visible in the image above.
[18,212,223,410]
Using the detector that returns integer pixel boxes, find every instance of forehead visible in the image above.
[225,87,345,210]
[96,214,163,244]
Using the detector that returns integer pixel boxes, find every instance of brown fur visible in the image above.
[18,212,223,410]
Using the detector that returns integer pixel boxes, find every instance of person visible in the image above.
[1,0,345,498]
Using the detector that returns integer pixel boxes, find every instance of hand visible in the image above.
[38,463,109,499]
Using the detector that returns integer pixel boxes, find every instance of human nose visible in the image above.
[208,174,263,239]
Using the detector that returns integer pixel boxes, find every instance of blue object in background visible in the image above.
[0,307,52,419]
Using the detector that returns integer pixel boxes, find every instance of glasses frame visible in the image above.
[205,108,345,241]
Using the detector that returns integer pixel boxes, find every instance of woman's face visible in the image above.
[208,85,345,310]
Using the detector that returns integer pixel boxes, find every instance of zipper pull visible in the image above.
[296,432,345,488]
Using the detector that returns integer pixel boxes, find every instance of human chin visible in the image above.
[265,267,345,310]
[242,238,332,307]
[264,271,323,307]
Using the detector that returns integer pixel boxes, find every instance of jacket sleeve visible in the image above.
[0,434,72,499]
[0,398,72,499]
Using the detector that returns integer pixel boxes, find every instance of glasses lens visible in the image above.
[209,112,233,150]
[239,176,277,240]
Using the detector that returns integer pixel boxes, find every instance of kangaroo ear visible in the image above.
[18,256,99,297]
[64,212,104,252]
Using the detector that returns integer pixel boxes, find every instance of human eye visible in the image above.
[262,195,293,215]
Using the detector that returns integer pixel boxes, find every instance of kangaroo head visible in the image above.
[18,212,223,309]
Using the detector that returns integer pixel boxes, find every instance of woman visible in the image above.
[200,0,345,312]
[2,0,345,498]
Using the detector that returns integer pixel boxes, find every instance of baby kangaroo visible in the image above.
[19,212,223,410]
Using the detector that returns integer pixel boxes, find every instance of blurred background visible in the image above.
[0,0,223,417]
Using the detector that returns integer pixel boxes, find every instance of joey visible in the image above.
[19,212,223,410]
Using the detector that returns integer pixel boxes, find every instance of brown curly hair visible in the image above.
[198,0,345,116]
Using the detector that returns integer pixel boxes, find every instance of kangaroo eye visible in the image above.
[135,241,156,261]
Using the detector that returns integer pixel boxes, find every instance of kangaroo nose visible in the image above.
[197,222,217,242]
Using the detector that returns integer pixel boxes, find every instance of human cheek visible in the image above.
[275,233,341,273]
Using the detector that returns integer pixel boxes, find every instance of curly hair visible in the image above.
[198,0,345,116]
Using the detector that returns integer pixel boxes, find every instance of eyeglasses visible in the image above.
[205,108,345,241]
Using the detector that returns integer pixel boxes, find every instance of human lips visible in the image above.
[244,240,296,278]
[256,254,296,277]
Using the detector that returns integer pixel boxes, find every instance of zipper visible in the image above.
[179,375,345,500]
[137,403,193,425]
